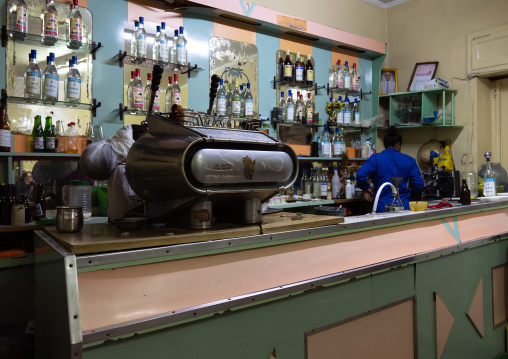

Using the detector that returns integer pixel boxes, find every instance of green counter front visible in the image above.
[35,199,508,359]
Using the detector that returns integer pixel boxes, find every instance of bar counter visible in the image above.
[34,197,508,358]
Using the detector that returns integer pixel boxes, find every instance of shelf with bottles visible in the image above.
[272,77,325,95]
[326,85,371,100]
[377,125,464,130]
[114,51,204,77]
[6,96,93,111]
[297,156,342,162]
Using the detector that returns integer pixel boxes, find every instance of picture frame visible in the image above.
[407,61,439,91]
[380,68,398,95]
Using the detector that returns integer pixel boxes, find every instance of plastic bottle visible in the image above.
[332,167,341,199]
[65,122,78,153]
[312,167,321,199]
[62,180,74,205]
[345,179,353,199]
[322,126,332,158]
[69,180,92,218]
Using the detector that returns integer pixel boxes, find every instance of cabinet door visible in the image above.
[468,24,508,76]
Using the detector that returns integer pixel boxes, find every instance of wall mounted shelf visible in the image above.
[114,51,204,77]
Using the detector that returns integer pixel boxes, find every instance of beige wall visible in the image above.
[250,0,387,43]
[384,0,508,173]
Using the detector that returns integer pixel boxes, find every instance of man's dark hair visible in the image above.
[383,126,402,149]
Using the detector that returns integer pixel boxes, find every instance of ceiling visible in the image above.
[363,0,412,8]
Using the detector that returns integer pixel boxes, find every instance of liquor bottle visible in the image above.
[278,91,286,121]
[216,79,227,116]
[286,90,295,123]
[226,85,232,115]
[130,21,139,57]
[67,0,84,49]
[65,56,81,103]
[159,22,169,62]
[170,29,178,65]
[300,169,308,195]
[131,68,144,112]
[0,89,11,153]
[295,94,304,123]
[32,115,44,153]
[305,93,314,125]
[352,63,360,91]
[338,130,345,155]
[5,184,16,225]
[343,97,351,125]
[65,122,78,153]
[85,122,95,146]
[312,167,321,199]
[126,70,135,110]
[25,50,42,100]
[33,184,46,221]
[41,0,58,45]
[55,120,65,152]
[43,116,55,153]
[305,168,313,195]
[277,55,284,82]
[305,54,314,86]
[152,26,161,61]
[171,74,181,109]
[483,152,497,197]
[144,73,151,112]
[332,167,341,199]
[244,83,254,117]
[335,60,344,89]
[294,52,304,83]
[332,127,341,157]
[283,49,293,82]
[136,17,147,59]
[231,81,241,117]
[353,98,360,127]
[96,122,104,142]
[344,61,352,90]
[322,125,332,158]
[43,52,59,102]
[9,0,28,37]
[328,62,336,89]
[239,85,245,117]
[336,96,344,125]
[165,76,173,112]
[176,26,188,65]
[459,179,472,205]
[317,136,322,157]
[321,168,328,200]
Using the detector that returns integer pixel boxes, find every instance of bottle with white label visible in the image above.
[65,56,81,103]
[216,78,227,116]
[0,89,11,153]
[136,17,147,59]
[165,76,173,112]
[171,74,181,108]
[295,93,304,123]
[335,60,344,89]
[144,73,160,112]
[483,151,497,197]
[9,0,28,37]
[352,63,360,91]
[294,52,304,83]
[43,52,59,102]
[336,96,344,125]
[332,127,341,157]
[152,26,161,62]
[343,97,351,125]
[67,0,84,49]
[286,90,295,123]
[332,168,341,199]
[231,81,241,116]
[344,61,352,90]
[131,68,143,113]
[176,26,188,66]
[25,50,42,101]
[320,168,328,200]
[353,98,360,127]
[244,82,254,117]
[127,71,135,110]
[278,91,286,121]
[305,93,314,125]
[322,125,332,158]
[170,29,178,65]
[158,22,169,62]
[41,0,58,45]
[313,167,321,199]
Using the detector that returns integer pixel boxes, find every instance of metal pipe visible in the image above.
[372,182,398,214]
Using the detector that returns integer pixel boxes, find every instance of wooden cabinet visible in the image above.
[467,23,508,77]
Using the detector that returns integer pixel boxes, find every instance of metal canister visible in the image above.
[56,206,83,233]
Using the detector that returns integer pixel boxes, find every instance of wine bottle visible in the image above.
[305,54,314,86]
[459,179,471,205]
[32,115,44,153]
[294,52,304,83]
[283,49,293,82]
[43,116,55,153]
[0,89,11,153]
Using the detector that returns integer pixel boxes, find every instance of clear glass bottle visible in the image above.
[65,122,78,153]
[306,168,313,195]
[171,74,181,108]
[295,93,304,123]
[136,17,147,59]
[152,26,161,61]
[322,126,332,158]
[130,21,138,57]
[313,167,321,199]
[176,26,187,65]
[300,169,308,195]
[165,76,173,112]
[158,22,169,62]
[170,29,178,65]
[352,63,360,91]
[144,73,152,112]
[41,0,58,46]
[216,78,227,116]
[126,70,135,110]
[336,96,344,125]
[55,120,65,153]
[353,98,360,127]
[332,127,341,157]
[338,130,345,155]
[25,50,42,101]
[483,152,497,197]
[461,171,478,198]
[239,85,245,117]
[96,122,104,142]
[9,0,28,37]
[328,63,336,89]
[320,168,328,199]
[343,97,351,125]
[65,56,81,103]
[85,122,95,146]
[305,93,314,125]
[344,61,352,90]
[286,90,295,123]
[244,83,254,117]
[317,136,322,157]
[131,68,143,113]
[335,60,344,89]
[231,81,241,117]
[278,91,286,122]
[332,167,341,199]
[67,0,84,49]
[43,52,59,103]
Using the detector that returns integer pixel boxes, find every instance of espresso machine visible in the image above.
[125,66,298,228]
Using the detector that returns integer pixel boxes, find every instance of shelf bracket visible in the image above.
[118,103,128,122]
[117,50,127,68]
[181,64,198,78]
[1,25,7,48]
[90,42,103,60]
[92,99,101,118]
[314,84,325,95]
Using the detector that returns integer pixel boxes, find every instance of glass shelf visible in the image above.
[113,52,204,75]
[2,29,94,54]
[274,80,315,89]
[0,152,81,158]
[7,96,92,110]
[298,157,342,161]
[378,125,464,130]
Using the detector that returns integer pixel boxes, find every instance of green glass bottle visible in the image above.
[44,116,55,153]
[32,115,44,153]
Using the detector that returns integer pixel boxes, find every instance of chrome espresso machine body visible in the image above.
[126,110,298,228]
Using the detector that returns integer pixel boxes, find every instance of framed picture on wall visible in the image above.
[407,62,439,91]
[380,68,398,95]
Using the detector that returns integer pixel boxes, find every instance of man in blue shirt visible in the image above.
[356,126,424,213]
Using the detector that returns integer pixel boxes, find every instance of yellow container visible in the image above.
[409,201,428,211]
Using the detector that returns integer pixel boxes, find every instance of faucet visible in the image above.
[371,177,404,214]
[372,182,398,214]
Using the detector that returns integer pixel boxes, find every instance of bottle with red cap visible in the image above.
[352,63,360,91]
[126,70,135,110]
[65,122,78,153]
[144,73,160,113]
[171,74,181,109]
[165,76,173,112]
[131,68,144,113]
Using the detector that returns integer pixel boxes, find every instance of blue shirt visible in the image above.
[356,148,424,213]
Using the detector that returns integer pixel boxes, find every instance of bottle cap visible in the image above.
[174,29,179,36]
[353,63,357,68]
[161,22,166,29]
[315,167,319,170]
[338,96,342,101]
[308,93,311,98]
[247,83,250,89]
[139,17,144,24]
[147,73,152,80]
[337,59,341,65]
[46,56,50,65]
[174,74,178,82]
[72,55,78,64]
[50,52,55,59]
[168,77,173,84]
[345,61,349,66]
[220,78,223,85]
[134,21,139,27]
[69,122,75,126]
[240,85,243,90]
[156,26,161,32]
[31,49,37,55]
[288,90,292,96]
[179,26,184,34]
[131,71,135,79]
[281,91,284,97]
